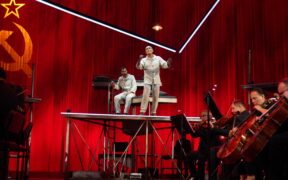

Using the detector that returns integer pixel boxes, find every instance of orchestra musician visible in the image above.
[215,100,250,136]
[217,100,250,180]
[136,46,172,115]
[0,67,26,137]
[188,110,222,180]
[230,100,250,127]
[216,88,282,180]
[239,88,271,180]
[111,66,137,114]
[0,67,25,180]
[250,88,271,116]
[268,79,288,180]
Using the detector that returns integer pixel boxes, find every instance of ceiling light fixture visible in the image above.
[152,24,163,31]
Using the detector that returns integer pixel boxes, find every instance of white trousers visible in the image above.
[114,92,135,114]
[140,84,160,114]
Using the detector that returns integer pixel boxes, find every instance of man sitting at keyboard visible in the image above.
[111,66,137,114]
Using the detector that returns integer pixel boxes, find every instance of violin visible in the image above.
[192,119,216,131]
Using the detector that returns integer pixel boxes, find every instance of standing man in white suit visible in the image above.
[136,46,172,115]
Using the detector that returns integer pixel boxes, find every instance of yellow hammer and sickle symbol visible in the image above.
[0,22,32,77]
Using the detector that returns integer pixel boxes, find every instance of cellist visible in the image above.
[240,88,272,180]
[219,89,270,180]
[268,79,288,180]
[217,100,250,180]
[217,100,250,136]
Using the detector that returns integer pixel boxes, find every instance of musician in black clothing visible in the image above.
[240,88,271,180]
[251,88,271,116]
[0,67,25,180]
[216,100,250,137]
[217,100,250,180]
[268,79,288,180]
[231,100,250,125]
[188,110,222,180]
[0,68,19,138]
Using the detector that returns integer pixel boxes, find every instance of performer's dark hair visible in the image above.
[121,66,127,71]
[251,88,267,97]
[0,67,6,79]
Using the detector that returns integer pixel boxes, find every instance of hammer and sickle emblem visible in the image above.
[0,22,33,77]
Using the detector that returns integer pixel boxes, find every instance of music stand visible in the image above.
[170,114,196,177]
[203,92,223,180]
[171,114,194,136]
[204,92,223,120]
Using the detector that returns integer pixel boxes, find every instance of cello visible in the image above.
[241,97,288,162]
[216,114,257,164]
[216,99,275,164]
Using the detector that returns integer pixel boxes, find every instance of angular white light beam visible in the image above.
[179,0,220,53]
[35,0,176,53]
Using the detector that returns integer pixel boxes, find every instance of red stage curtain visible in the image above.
[0,0,288,172]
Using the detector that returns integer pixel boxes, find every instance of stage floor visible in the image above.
[30,177,200,180]
[28,174,208,180]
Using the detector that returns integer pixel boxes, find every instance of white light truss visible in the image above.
[35,0,176,53]
[179,0,220,53]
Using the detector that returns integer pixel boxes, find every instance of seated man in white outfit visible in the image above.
[111,67,137,114]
